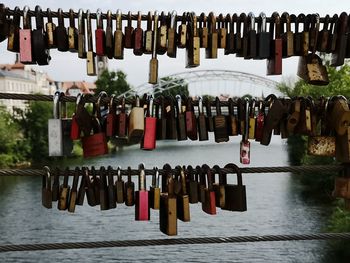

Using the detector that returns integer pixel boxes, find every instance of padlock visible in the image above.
[295,97,313,136]
[177,12,187,48]
[297,53,329,85]
[225,14,235,55]
[48,91,73,156]
[133,11,143,56]
[91,166,101,205]
[106,95,117,137]
[235,13,246,57]
[185,97,198,140]
[68,167,80,213]
[165,97,177,139]
[201,164,216,215]
[331,12,348,67]
[308,14,320,53]
[199,13,208,48]
[240,99,251,164]
[176,166,190,222]
[83,167,97,207]
[149,11,159,84]
[42,166,52,209]
[116,96,127,138]
[105,10,114,59]
[77,9,86,59]
[0,4,10,43]
[214,97,229,143]
[243,12,257,59]
[287,99,301,135]
[95,8,106,56]
[212,165,226,208]
[227,98,238,136]
[58,168,70,211]
[149,167,160,209]
[156,96,167,140]
[267,12,282,75]
[32,6,50,66]
[19,6,35,64]
[141,96,157,150]
[7,6,20,53]
[68,8,78,52]
[107,166,116,209]
[186,165,199,204]
[317,14,330,52]
[197,165,205,203]
[45,8,56,49]
[186,12,200,68]
[81,105,108,158]
[217,13,227,49]
[52,168,60,202]
[167,11,177,58]
[56,8,69,52]
[157,11,167,54]
[135,164,150,221]
[329,96,350,136]
[160,167,177,236]
[223,163,247,212]
[114,166,125,204]
[255,101,265,142]
[124,11,134,49]
[205,98,214,132]
[85,10,96,76]
[197,96,209,141]
[248,100,256,140]
[114,9,124,59]
[255,12,270,59]
[128,95,145,144]
[281,12,294,57]
[176,95,187,141]
[144,11,153,54]
[125,167,135,206]
[99,167,109,211]
[295,14,309,56]
[206,12,218,58]
[76,168,86,206]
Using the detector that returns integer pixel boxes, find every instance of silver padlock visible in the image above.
[48,91,73,156]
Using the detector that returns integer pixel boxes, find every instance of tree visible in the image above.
[95,69,131,96]
[154,76,189,98]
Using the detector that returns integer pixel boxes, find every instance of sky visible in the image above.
[0,1,348,95]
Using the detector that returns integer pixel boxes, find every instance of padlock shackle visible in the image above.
[138,163,146,191]
[43,166,51,190]
[248,12,255,31]
[96,8,103,29]
[213,164,227,185]
[225,163,243,186]
[170,10,177,29]
[53,91,63,119]
[226,14,232,34]
[106,10,112,28]
[215,97,222,115]
[63,167,70,188]
[116,166,122,181]
[116,9,122,30]
[127,166,132,183]
[69,8,75,28]
[57,8,65,26]
[202,164,213,191]
[99,166,107,190]
[23,6,31,29]
[199,12,207,29]
[198,96,204,115]
[186,165,195,182]
[176,95,182,114]
[107,166,114,186]
[178,166,187,195]
[78,9,85,34]
[148,95,154,117]
[208,12,216,34]
[228,98,235,115]
[34,5,44,30]
[95,91,108,119]
[72,167,80,191]
[83,167,93,188]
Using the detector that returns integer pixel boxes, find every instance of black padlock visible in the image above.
[214,97,229,143]
[176,95,187,141]
[55,8,69,52]
[223,163,247,212]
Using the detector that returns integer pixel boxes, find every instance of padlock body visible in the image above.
[224,184,247,211]
[202,190,216,215]
[95,28,106,56]
[135,190,150,220]
[19,29,34,64]
[82,132,108,158]
[142,117,157,150]
[160,194,177,236]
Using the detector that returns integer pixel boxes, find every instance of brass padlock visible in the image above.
[86,10,96,76]
[77,9,86,59]
[206,12,218,59]
[297,53,329,86]
[149,11,159,84]
[167,11,177,58]
[114,9,124,59]
[149,167,160,209]
[186,12,200,68]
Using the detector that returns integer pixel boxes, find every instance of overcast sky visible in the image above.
[0,1,348,93]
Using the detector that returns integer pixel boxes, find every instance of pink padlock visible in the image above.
[19,6,34,64]
[135,164,150,220]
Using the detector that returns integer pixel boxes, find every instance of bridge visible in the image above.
[119,70,282,98]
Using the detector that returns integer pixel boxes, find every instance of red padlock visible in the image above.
[202,164,216,215]
[82,117,108,158]
[106,95,117,137]
[141,96,157,150]
[70,93,82,140]
[267,12,282,75]
[95,8,105,56]
[135,164,150,221]
[19,6,35,64]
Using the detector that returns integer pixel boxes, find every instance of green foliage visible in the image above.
[16,101,53,163]
[277,63,350,99]
[0,106,29,167]
[95,70,131,96]
[154,76,189,98]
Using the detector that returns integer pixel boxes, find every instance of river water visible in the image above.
[0,136,333,262]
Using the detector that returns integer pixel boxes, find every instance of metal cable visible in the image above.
[0,232,349,253]
[0,165,344,177]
